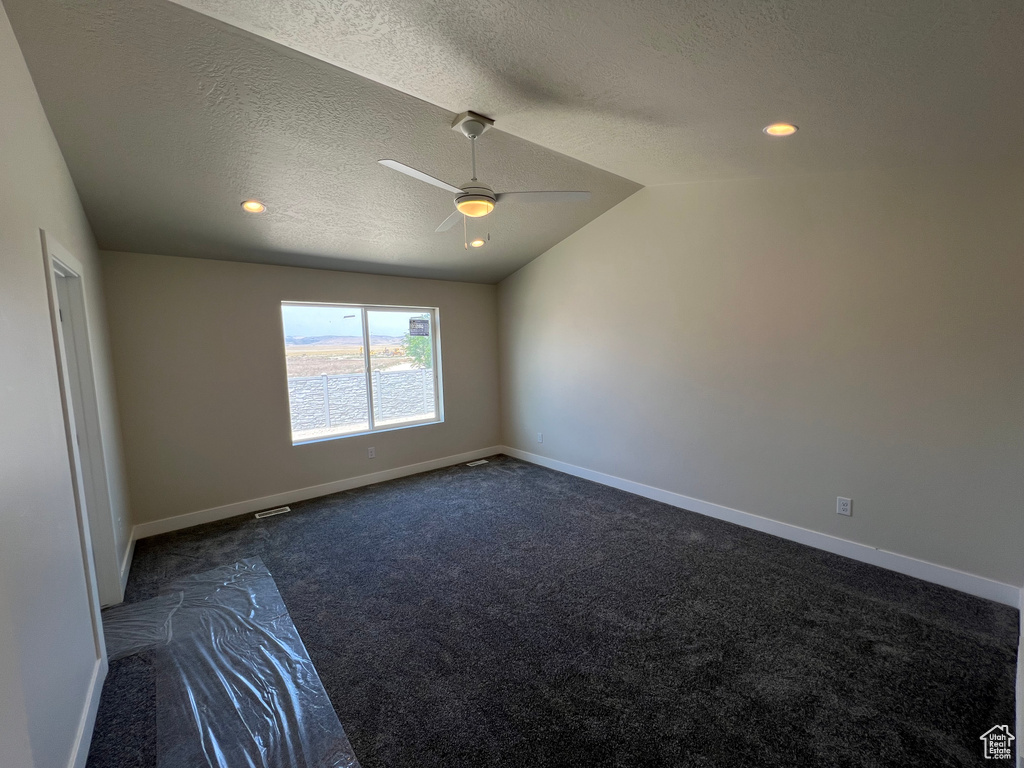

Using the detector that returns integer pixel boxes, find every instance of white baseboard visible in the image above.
[118,535,136,597]
[67,657,105,768]
[130,444,1020,608]
[132,446,504,539]
[502,447,1020,607]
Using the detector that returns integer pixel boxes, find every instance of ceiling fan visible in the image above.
[379,111,591,233]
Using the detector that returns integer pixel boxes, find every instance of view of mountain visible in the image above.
[285,335,405,347]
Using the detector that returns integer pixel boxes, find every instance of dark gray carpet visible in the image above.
[87,455,1018,767]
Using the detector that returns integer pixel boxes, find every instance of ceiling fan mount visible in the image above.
[378,111,591,233]
[451,110,494,140]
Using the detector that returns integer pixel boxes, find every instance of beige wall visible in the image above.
[0,586,33,768]
[102,252,500,525]
[499,167,1024,587]
[0,2,131,765]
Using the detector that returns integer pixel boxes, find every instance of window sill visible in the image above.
[291,416,444,446]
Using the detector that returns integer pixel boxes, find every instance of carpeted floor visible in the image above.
[87,455,1018,767]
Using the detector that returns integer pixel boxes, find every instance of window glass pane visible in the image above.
[366,310,437,428]
[282,305,369,442]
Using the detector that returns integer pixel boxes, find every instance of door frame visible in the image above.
[40,231,108,768]
[41,231,122,607]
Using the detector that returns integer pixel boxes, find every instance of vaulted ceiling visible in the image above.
[7,0,1022,283]
[165,0,1024,184]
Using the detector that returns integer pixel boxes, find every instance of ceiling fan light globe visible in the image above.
[763,122,798,137]
[456,198,495,217]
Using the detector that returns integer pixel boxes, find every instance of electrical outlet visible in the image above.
[368,447,376,459]
[537,432,543,443]
[837,497,852,516]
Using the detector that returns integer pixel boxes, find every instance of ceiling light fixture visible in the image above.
[763,123,798,137]
[241,199,266,213]
[455,193,495,218]
[470,238,485,248]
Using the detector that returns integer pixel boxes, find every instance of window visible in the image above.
[281,303,442,443]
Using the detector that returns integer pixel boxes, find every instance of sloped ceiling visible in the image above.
[7,0,1023,282]
[4,0,640,283]
[164,0,1024,184]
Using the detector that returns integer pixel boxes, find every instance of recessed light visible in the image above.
[763,123,798,137]
[470,239,486,248]
[241,199,266,213]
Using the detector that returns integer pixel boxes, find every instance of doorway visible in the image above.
[42,232,123,608]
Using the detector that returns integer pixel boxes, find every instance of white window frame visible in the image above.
[282,302,444,444]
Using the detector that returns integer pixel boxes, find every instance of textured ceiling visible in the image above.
[9,1,1022,283]
[159,0,1024,185]
[5,0,639,283]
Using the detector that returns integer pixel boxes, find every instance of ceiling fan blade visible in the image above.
[435,210,462,232]
[379,160,462,194]
[495,191,591,204]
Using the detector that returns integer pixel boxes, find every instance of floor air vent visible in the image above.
[466,460,489,467]
[255,506,291,519]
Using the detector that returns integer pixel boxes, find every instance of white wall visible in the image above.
[499,167,1024,588]
[102,251,500,528]
[0,1,131,764]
